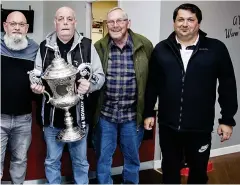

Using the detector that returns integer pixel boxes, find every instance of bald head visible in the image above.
[6,11,27,24]
[54,6,77,43]
[55,7,76,20]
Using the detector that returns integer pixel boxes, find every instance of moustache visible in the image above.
[12,32,22,34]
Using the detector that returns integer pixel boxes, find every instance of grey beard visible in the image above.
[4,34,28,51]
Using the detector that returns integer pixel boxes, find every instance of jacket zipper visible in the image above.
[167,42,185,131]
[167,39,200,131]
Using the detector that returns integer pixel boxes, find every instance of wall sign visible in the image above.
[225,15,240,39]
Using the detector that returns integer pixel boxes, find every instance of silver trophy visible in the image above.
[28,44,92,142]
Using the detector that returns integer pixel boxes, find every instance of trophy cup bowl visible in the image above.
[42,57,86,142]
[29,45,87,142]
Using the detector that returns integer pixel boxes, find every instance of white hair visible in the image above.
[107,7,128,20]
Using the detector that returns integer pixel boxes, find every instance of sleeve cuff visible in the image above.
[218,118,236,126]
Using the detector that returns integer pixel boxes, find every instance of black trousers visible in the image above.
[159,125,211,184]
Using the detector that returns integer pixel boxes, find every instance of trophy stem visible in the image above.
[64,109,73,129]
[56,108,85,142]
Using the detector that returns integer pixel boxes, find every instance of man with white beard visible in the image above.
[1,11,38,184]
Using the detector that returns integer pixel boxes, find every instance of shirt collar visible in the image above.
[109,34,133,49]
[176,34,199,49]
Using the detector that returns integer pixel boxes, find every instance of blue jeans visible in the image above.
[43,126,89,184]
[1,113,32,184]
[95,117,144,184]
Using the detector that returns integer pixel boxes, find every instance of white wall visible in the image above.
[1,1,44,44]
[118,1,161,46]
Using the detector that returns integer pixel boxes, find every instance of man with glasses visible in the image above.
[93,7,153,184]
[30,6,104,184]
[1,11,38,184]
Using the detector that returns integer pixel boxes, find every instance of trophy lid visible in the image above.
[42,44,79,80]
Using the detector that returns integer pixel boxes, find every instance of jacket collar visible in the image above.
[168,29,207,39]
[45,30,83,50]
[167,29,207,50]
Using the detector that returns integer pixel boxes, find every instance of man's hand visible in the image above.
[144,117,155,130]
[77,79,90,95]
[31,84,45,94]
[217,124,233,142]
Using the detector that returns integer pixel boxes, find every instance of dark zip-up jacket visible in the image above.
[144,30,238,133]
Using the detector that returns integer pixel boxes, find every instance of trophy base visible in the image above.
[56,126,86,143]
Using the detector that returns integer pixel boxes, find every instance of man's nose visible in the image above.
[113,21,118,26]
[182,20,188,27]
[15,24,20,30]
[64,18,68,25]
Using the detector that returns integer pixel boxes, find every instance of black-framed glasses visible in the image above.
[107,19,128,26]
[5,22,28,28]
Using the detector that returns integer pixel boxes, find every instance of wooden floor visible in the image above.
[90,152,240,184]
[205,152,240,184]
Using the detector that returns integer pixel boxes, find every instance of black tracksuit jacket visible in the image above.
[144,31,238,133]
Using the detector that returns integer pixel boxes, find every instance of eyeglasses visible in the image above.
[107,19,128,26]
[5,22,28,28]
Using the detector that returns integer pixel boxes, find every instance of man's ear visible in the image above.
[127,19,131,29]
[25,24,29,34]
[54,19,57,29]
[74,19,77,29]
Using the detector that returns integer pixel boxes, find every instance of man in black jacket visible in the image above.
[144,3,238,184]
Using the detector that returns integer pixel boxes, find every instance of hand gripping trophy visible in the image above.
[28,44,92,142]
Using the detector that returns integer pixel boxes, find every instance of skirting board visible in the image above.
[210,144,240,157]
[153,144,240,169]
[2,145,239,183]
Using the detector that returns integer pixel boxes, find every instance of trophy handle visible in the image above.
[78,63,93,82]
[86,67,93,82]
[43,90,52,103]
[28,70,53,103]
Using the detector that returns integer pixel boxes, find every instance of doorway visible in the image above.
[91,0,118,43]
